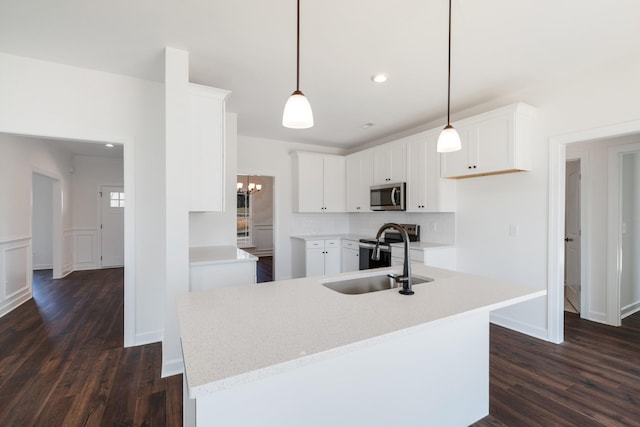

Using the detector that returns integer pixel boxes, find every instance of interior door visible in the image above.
[565,160,581,312]
[101,186,125,267]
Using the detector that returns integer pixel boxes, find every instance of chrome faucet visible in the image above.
[372,223,414,295]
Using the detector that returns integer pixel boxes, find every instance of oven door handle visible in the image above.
[359,242,391,251]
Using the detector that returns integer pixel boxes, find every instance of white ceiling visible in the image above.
[1,0,639,149]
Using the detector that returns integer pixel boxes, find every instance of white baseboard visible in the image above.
[622,301,640,319]
[0,288,32,318]
[135,330,163,346]
[33,264,53,270]
[490,312,548,341]
[162,358,184,378]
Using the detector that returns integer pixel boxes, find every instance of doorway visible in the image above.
[236,174,274,282]
[610,145,640,321]
[564,160,581,313]
[31,171,63,279]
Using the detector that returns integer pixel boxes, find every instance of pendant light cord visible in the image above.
[447,0,452,125]
[296,0,300,92]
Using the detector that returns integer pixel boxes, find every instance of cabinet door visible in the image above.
[406,136,427,212]
[295,153,325,212]
[373,143,406,184]
[475,115,512,174]
[324,246,341,275]
[389,143,407,183]
[440,125,474,178]
[306,247,326,277]
[323,155,346,212]
[373,147,391,185]
[188,84,229,212]
[346,152,373,212]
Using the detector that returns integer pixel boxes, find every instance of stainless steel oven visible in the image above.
[358,239,391,270]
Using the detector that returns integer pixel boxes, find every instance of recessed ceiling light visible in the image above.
[105,143,115,148]
[361,122,376,129]
[371,73,388,83]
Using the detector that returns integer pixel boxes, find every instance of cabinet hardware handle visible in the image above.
[564,237,573,242]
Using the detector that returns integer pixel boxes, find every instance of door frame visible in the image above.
[31,169,63,278]
[0,123,136,348]
[607,142,640,325]
[564,154,589,317]
[548,119,640,343]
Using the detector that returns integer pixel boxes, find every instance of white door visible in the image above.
[101,186,125,267]
[564,160,581,312]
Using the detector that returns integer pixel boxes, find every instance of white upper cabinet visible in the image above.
[292,152,346,213]
[441,103,537,179]
[406,130,456,212]
[373,142,406,184]
[346,151,373,212]
[188,83,231,212]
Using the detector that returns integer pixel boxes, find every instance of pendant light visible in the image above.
[437,0,461,153]
[282,0,314,129]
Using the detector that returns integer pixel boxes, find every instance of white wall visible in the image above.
[0,51,166,345]
[0,134,74,316]
[237,136,348,280]
[32,173,54,269]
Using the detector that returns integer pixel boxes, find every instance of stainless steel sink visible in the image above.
[322,274,433,295]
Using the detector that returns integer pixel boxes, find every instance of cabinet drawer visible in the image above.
[305,240,324,249]
[325,239,340,248]
[342,239,358,250]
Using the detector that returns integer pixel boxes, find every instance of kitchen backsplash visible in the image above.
[291,213,350,236]
[348,212,456,244]
[291,212,455,245]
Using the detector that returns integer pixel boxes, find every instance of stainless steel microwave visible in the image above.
[370,183,406,211]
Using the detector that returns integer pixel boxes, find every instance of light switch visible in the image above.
[509,224,519,238]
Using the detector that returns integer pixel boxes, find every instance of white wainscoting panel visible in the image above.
[73,228,99,271]
[252,225,273,257]
[62,230,74,277]
[0,237,32,318]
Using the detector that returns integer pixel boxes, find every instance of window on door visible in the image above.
[110,191,125,208]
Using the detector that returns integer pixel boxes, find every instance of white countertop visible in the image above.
[177,264,545,398]
[189,245,258,266]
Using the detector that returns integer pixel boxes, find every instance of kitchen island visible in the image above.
[177,263,545,426]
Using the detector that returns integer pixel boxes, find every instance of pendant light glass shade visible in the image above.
[283,89,314,129]
[283,0,313,129]
[437,124,461,153]
[437,0,461,153]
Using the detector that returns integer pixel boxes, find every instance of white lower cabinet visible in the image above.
[190,262,257,291]
[391,245,456,270]
[292,238,341,278]
[341,239,360,272]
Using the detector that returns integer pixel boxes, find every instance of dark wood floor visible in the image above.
[3,268,640,426]
[257,256,273,283]
[473,311,640,426]
[0,269,182,427]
